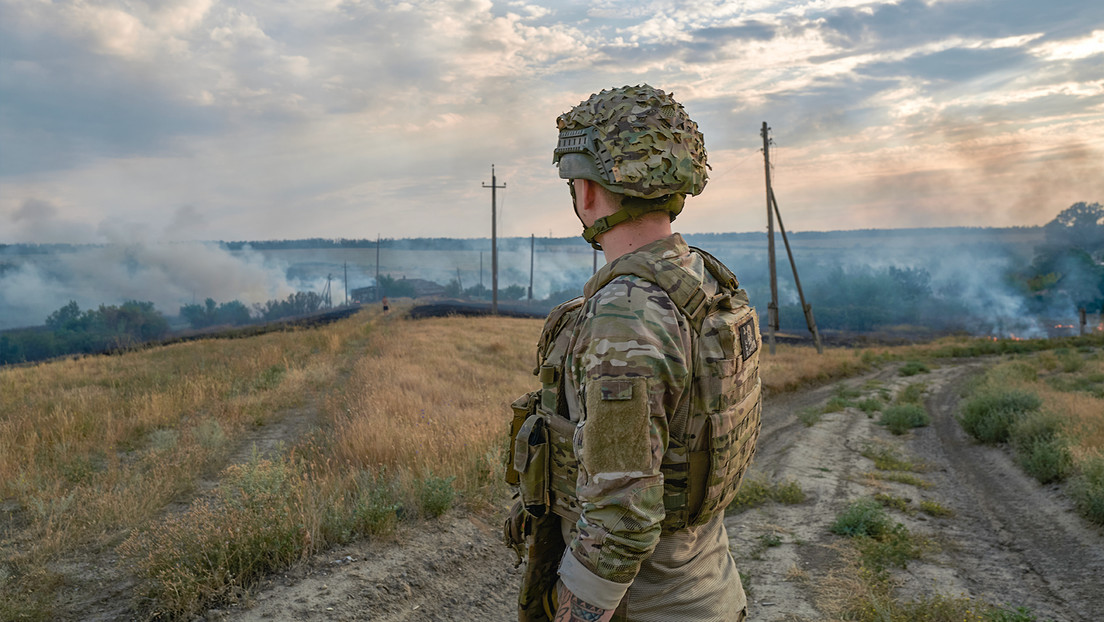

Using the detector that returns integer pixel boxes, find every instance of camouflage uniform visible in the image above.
[505,84,759,622]
[557,234,751,621]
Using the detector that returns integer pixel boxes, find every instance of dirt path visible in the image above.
[210,360,1104,622]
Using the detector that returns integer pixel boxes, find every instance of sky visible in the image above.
[1,0,1103,245]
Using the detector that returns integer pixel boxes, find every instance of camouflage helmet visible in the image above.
[553,84,709,200]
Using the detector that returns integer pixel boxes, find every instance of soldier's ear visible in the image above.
[577,179,617,220]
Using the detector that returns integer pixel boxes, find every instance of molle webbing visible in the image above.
[575,244,762,530]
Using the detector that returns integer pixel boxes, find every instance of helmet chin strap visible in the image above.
[580,195,684,251]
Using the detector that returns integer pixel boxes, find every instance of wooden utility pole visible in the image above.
[343,262,348,306]
[762,122,779,354]
[528,233,535,302]
[375,234,381,301]
[483,165,505,314]
[761,122,823,354]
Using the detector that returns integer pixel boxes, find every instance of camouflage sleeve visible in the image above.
[559,275,692,609]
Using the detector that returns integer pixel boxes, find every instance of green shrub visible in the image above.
[896,383,926,405]
[1010,412,1072,484]
[418,472,456,518]
[798,406,822,427]
[880,404,931,435]
[831,498,892,538]
[727,478,805,514]
[898,361,930,376]
[856,524,922,572]
[351,471,400,535]
[959,390,1042,444]
[823,396,851,413]
[987,361,1038,384]
[856,397,883,415]
[772,480,806,504]
[873,493,911,513]
[1070,456,1104,526]
[728,478,771,513]
[1058,352,1085,373]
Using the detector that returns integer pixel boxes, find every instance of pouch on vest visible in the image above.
[514,413,550,517]
[507,391,539,486]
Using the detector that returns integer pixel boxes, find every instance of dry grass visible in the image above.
[326,315,541,495]
[18,307,1083,618]
[759,344,870,394]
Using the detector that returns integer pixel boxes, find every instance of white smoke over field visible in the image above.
[0,242,304,330]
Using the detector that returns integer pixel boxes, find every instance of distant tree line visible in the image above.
[0,291,337,365]
[0,301,169,365]
[179,291,330,329]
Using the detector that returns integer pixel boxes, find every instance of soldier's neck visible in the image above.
[598,214,672,263]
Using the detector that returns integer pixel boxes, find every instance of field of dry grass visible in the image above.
[1,305,1100,620]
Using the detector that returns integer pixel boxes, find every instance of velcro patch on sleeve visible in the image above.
[599,379,634,401]
[583,377,652,475]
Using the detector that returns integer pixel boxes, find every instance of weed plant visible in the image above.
[798,406,823,427]
[898,361,930,376]
[727,478,806,514]
[831,498,893,538]
[918,500,954,517]
[830,499,922,574]
[856,396,883,416]
[860,443,921,471]
[1010,412,1072,483]
[1069,456,1104,526]
[959,390,1042,444]
[879,403,931,435]
[895,382,927,405]
[873,493,912,513]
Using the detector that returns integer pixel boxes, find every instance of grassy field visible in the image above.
[1,305,1101,619]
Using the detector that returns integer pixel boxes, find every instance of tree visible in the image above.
[1044,202,1104,252]
[377,274,416,298]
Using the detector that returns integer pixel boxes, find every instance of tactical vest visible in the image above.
[508,246,762,532]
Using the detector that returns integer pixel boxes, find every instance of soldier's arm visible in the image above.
[559,277,691,609]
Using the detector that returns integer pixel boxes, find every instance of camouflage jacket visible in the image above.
[557,233,751,618]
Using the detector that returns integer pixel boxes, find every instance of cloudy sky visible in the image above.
[1,0,1102,244]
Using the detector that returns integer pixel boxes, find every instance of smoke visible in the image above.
[0,241,304,330]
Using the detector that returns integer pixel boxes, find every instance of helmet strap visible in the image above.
[581,195,684,250]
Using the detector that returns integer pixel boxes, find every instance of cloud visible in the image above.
[0,0,1102,246]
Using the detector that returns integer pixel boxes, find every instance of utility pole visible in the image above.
[761,122,823,354]
[343,262,348,306]
[482,164,505,314]
[528,233,535,302]
[762,122,779,354]
[375,234,381,302]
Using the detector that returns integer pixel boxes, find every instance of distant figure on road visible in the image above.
[504,84,763,622]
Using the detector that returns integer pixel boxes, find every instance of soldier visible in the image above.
[506,84,762,622]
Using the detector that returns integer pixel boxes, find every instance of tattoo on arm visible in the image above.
[554,593,607,622]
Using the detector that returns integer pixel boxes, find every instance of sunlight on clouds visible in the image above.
[1034,29,1104,60]
[2,0,1102,241]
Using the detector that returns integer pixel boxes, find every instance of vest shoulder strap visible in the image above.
[587,246,739,332]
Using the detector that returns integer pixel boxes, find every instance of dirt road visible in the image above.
[214,361,1104,622]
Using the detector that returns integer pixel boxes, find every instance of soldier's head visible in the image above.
[553,84,709,250]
